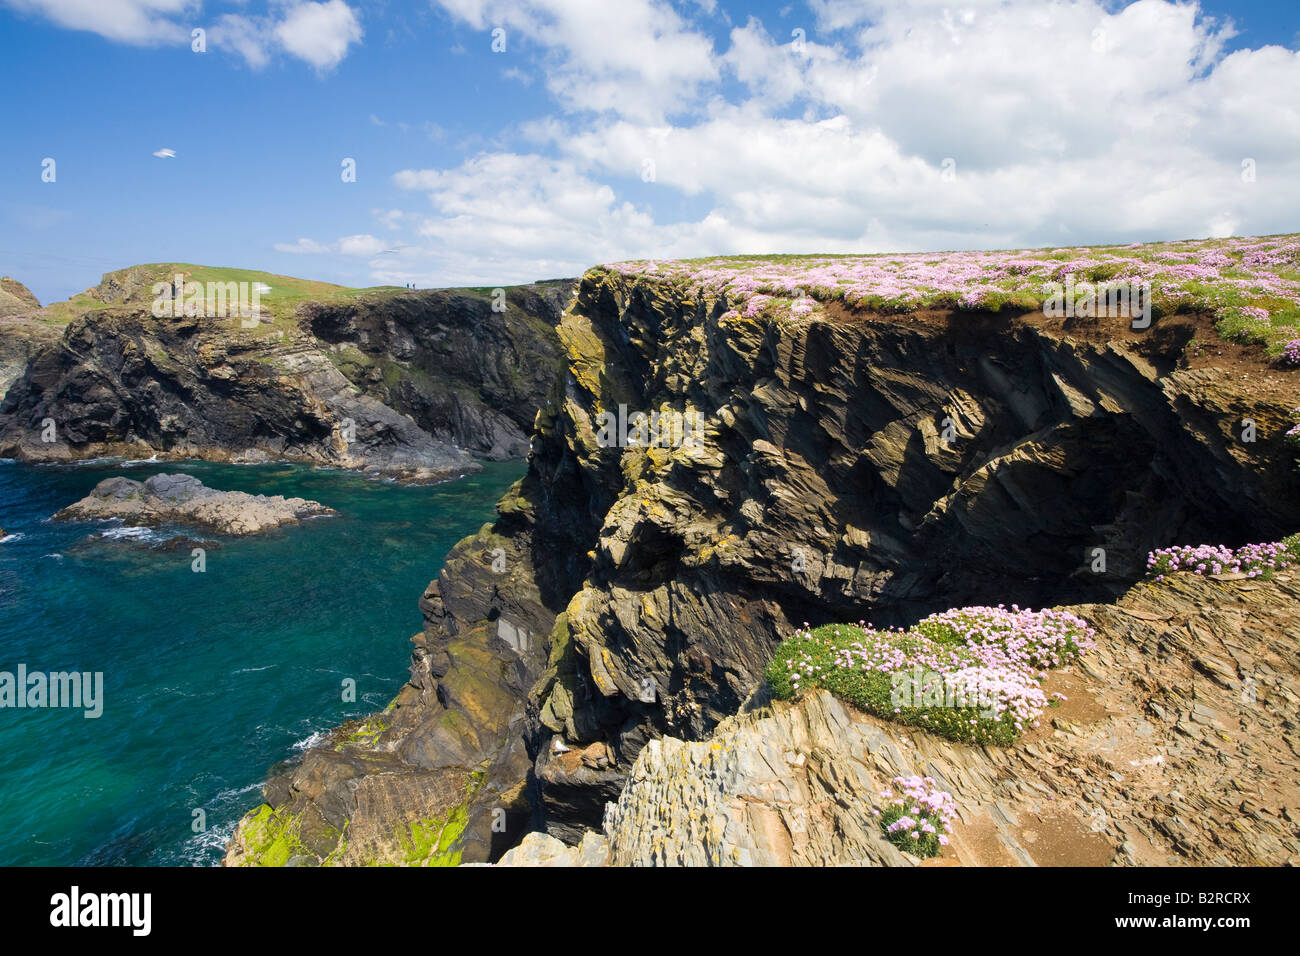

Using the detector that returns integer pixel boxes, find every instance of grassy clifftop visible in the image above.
[604,233,1300,362]
[37,262,406,328]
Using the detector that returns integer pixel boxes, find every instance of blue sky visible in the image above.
[2,0,1298,304]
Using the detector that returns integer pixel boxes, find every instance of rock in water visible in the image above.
[54,473,335,535]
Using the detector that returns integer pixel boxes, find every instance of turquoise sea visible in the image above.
[0,457,521,866]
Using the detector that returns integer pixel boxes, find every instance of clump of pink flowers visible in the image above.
[875,775,955,858]
[918,604,1094,669]
[1283,339,1300,366]
[1147,536,1300,581]
[766,605,1093,745]
[603,234,1300,356]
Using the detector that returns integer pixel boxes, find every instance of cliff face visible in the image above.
[0,278,59,400]
[299,284,568,460]
[528,268,1297,833]
[226,258,1299,865]
[0,271,570,479]
[562,568,1300,867]
[0,277,41,317]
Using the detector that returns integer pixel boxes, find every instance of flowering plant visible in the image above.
[605,234,1300,357]
[1147,535,1300,581]
[876,776,955,858]
[765,605,1093,745]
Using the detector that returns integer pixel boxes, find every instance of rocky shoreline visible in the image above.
[55,473,335,536]
[224,247,1300,867]
[0,266,571,482]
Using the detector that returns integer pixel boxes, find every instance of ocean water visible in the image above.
[0,457,522,866]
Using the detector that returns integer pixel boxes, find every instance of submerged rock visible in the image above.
[54,473,334,535]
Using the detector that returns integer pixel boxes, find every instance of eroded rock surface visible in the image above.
[55,473,334,535]
[226,263,1300,865]
[0,271,570,479]
[0,278,60,399]
[485,569,1300,866]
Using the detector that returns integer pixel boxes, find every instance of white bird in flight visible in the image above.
[153,148,176,159]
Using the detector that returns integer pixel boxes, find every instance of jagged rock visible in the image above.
[0,271,570,478]
[0,282,60,398]
[225,262,1300,865]
[0,277,40,316]
[54,473,334,535]
[498,570,1300,866]
[494,830,611,866]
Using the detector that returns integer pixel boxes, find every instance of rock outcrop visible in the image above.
[226,253,1300,866]
[0,268,570,479]
[0,277,40,317]
[602,574,1300,865]
[0,277,60,399]
[55,473,334,535]
[474,568,1300,866]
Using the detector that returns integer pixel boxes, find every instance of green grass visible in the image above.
[765,623,1023,746]
[765,607,1092,746]
[233,804,308,867]
[35,264,571,338]
[606,234,1300,360]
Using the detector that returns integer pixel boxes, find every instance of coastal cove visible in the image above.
[0,457,523,865]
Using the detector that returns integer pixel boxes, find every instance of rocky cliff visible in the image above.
[0,265,571,479]
[497,568,1299,866]
[226,238,1300,866]
[0,277,60,400]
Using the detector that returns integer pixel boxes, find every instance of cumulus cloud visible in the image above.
[5,0,364,69]
[208,12,273,69]
[212,1,362,70]
[294,0,1300,286]
[1,0,194,44]
[276,236,392,256]
[432,0,718,121]
[382,153,665,284]
[273,0,363,71]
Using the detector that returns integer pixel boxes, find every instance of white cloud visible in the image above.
[432,0,718,121]
[336,234,388,257]
[383,153,662,283]
[274,0,363,71]
[288,0,1300,286]
[212,2,362,70]
[208,13,273,69]
[274,237,332,254]
[275,235,394,257]
[2,0,193,44]
[7,0,365,69]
